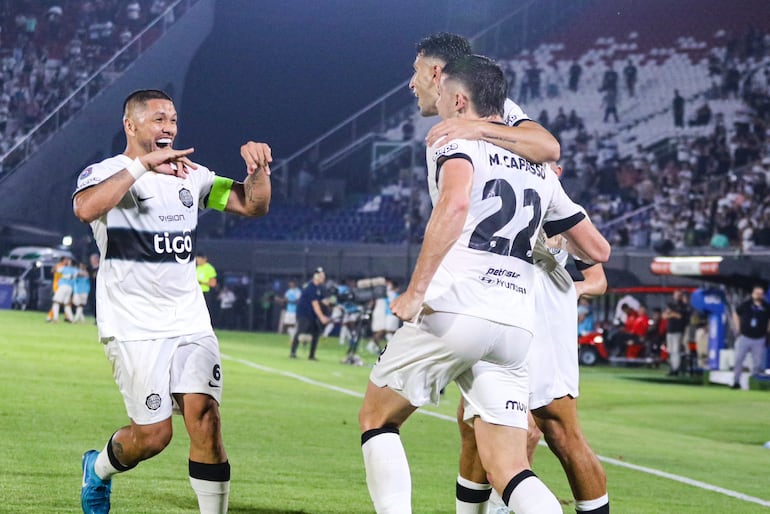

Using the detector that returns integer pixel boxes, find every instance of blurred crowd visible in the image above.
[0,0,175,166]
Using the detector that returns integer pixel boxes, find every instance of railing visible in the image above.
[0,0,199,175]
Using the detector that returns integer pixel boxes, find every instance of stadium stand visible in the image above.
[0,0,194,173]
[228,12,769,251]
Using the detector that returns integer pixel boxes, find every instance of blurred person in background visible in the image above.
[731,285,770,389]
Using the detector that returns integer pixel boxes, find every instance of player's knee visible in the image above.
[358,404,381,432]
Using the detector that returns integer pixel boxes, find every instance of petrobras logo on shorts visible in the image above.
[153,229,194,264]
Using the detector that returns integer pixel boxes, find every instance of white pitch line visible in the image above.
[595,455,770,508]
[223,353,770,508]
[224,354,455,422]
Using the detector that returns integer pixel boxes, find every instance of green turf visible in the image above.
[1,309,769,513]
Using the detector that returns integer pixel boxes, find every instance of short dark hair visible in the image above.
[123,89,172,117]
[441,55,507,118]
[416,33,472,64]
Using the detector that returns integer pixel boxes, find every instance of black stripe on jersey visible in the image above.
[106,227,197,264]
[543,211,586,238]
[436,153,473,186]
[575,259,597,271]
[511,118,533,127]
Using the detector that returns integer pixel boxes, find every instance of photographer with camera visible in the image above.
[289,268,330,361]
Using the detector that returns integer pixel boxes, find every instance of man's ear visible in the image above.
[455,92,469,113]
[432,64,443,84]
[124,117,135,136]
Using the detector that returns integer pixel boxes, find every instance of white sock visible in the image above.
[576,493,609,512]
[455,475,491,514]
[93,438,130,481]
[361,429,411,513]
[190,477,230,513]
[52,303,60,321]
[488,488,508,512]
[504,471,562,514]
[64,305,74,321]
[75,306,84,321]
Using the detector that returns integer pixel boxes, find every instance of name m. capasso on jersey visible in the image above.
[424,131,585,334]
[74,154,229,341]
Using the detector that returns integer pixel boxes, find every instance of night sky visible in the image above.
[179,0,508,177]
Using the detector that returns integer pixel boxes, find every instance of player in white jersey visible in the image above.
[358,55,610,514]
[442,135,612,514]
[444,106,610,514]
[403,32,612,514]
[73,89,272,514]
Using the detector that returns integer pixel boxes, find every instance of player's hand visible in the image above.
[140,147,197,177]
[390,289,424,323]
[426,118,485,147]
[241,141,273,175]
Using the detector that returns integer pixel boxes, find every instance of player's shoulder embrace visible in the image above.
[430,138,478,162]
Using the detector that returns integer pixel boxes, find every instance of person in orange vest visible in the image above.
[46,256,70,322]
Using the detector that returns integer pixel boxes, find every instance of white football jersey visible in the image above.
[74,154,217,341]
[424,134,584,332]
[503,98,531,126]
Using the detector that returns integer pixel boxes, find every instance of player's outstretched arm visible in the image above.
[73,147,196,223]
[425,119,560,163]
[391,158,472,322]
[225,141,272,217]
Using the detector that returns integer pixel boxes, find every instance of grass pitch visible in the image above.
[1,309,769,513]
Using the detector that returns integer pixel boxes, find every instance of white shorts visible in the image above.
[528,268,579,410]
[370,311,531,429]
[282,311,297,326]
[72,292,88,307]
[53,284,73,304]
[103,331,223,425]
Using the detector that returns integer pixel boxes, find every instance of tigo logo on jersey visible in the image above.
[153,229,194,264]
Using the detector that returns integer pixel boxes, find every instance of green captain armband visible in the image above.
[208,176,234,211]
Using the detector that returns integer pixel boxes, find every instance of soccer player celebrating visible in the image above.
[410,31,612,514]
[357,55,609,513]
[73,89,271,514]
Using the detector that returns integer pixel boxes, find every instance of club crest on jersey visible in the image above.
[145,393,162,410]
[433,142,458,161]
[179,188,194,208]
[79,167,93,179]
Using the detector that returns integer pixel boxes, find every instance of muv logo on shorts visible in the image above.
[153,229,193,264]
[505,400,527,412]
